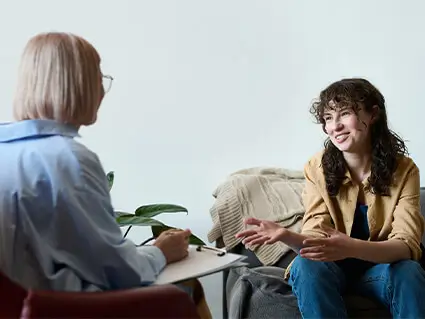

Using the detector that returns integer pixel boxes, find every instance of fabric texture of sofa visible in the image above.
[221,187,425,319]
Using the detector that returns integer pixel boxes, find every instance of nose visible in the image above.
[334,121,344,131]
[326,118,344,133]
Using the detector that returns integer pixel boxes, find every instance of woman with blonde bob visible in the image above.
[0,32,190,292]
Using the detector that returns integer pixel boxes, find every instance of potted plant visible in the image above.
[107,171,205,246]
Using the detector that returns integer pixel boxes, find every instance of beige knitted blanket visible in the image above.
[207,167,306,266]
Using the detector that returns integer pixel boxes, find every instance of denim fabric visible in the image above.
[289,256,425,318]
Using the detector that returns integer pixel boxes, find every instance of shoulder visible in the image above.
[35,136,104,187]
[66,139,109,193]
[303,149,325,181]
[67,139,103,174]
[395,155,418,173]
[393,155,420,186]
[304,150,324,169]
[21,136,108,193]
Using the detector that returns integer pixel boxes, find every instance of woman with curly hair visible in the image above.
[236,78,425,318]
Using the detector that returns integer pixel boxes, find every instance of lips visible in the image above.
[335,133,349,143]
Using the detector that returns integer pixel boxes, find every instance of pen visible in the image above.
[196,245,226,256]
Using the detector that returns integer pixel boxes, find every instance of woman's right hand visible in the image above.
[154,229,191,264]
[235,218,286,246]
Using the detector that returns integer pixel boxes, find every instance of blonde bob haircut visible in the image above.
[13,32,103,126]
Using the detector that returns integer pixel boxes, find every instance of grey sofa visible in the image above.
[221,187,425,318]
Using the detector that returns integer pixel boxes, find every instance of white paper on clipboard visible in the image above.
[141,245,247,285]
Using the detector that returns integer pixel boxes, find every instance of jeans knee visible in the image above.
[290,256,342,284]
[390,260,425,285]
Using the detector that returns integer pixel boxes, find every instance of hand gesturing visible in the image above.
[235,217,286,246]
[300,225,354,262]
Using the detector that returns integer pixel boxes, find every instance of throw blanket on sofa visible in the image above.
[207,167,306,266]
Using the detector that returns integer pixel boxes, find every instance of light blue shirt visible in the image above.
[0,119,166,291]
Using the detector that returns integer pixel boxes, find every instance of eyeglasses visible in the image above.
[103,75,114,93]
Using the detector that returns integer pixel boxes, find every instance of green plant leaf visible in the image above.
[116,216,165,227]
[135,204,188,218]
[114,211,133,218]
[151,225,173,237]
[105,171,204,246]
[151,225,206,245]
[107,171,114,191]
[188,234,206,245]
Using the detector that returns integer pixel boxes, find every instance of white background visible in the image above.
[1,1,424,317]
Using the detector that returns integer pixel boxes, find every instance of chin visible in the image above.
[331,141,354,152]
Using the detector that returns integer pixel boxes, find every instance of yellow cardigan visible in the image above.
[284,150,425,278]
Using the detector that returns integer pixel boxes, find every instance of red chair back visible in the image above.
[0,271,27,318]
[21,284,200,319]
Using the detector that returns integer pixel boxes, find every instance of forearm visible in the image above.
[280,230,310,253]
[350,238,411,263]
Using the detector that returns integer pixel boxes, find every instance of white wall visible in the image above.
[1,1,425,317]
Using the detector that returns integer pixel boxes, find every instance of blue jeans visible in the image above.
[288,255,425,318]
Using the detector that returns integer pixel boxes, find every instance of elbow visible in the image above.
[389,237,422,261]
[407,241,422,261]
[301,229,328,239]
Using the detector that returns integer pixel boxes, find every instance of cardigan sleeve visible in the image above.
[300,159,334,238]
[388,163,425,260]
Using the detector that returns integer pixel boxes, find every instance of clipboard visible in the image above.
[143,245,247,285]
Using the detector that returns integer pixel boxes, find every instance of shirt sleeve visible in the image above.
[54,147,166,289]
[388,164,425,260]
[300,160,334,238]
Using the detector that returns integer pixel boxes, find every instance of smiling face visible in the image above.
[323,102,376,155]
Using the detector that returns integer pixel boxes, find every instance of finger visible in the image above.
[303,238,329,246]
[264,237,278,244]
[304,256,330,262]
[162,229,177,235]
[265,234,284,245]
[157,229,175,239]
[180,228,192,238]
[299,251,326,259]
[242,234,264,245]
[183,236,189,246]
[300,246,325,254]
[249,236,271,245]
[307,255,339,262]
[235,229,258,238]
[244,218,262,226]
[170,229,191,238]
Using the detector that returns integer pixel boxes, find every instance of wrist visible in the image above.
[278,227,289,241]
[348,238,362,259]
[153,243,168,262]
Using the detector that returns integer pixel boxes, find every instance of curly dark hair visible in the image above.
[309,78,408,197]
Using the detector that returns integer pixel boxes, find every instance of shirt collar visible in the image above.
[342,166,371,188]
[0,119,80,142]
[317,159,371,188]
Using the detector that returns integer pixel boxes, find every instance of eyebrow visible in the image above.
[324,105,350,113]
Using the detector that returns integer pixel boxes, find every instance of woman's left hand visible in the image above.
[300,225,355,262]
